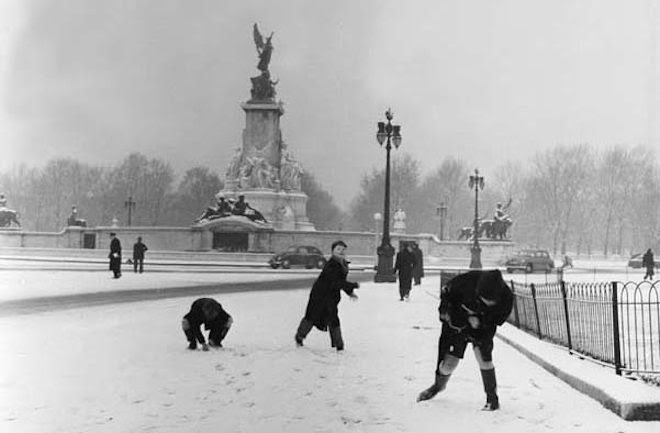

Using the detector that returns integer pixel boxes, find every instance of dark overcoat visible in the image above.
[439,269,513,341]
[108,237,122,273]
[412,247,424,280]
[184,298,232,344]
[133,241,148,260]
[304,257,358,331]
[395,249,416,286]
[643,250,654,270]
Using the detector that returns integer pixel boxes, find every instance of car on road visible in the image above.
[505,249,555,273]
[627,253,659,269]
[268,245,327,269]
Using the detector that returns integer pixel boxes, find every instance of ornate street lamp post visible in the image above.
[374,108,402,283]
[124,196,136,227]
[436,202,447,241]
[468,169,484,269]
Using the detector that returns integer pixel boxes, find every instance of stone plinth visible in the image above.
[240,101,284,168]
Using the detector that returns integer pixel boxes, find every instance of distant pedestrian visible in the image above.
[108,232,122,279]
[182,298,233,350]
[132,236,148,273]
[395,243,416,301]
[294,240,359,351]
[417,270,513,411]
[412,242,424,285]
[643,248,655,280]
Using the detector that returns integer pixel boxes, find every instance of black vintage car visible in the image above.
[268,245,327,269]
[505,249,555,273]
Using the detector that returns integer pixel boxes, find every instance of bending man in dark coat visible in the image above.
[417,269,513,411]
[182,298,233,351]
[412,242,424,285]
[395,243,416,301]
[643,248,655,280]
[295,240,359,351]
[108,232,122,279]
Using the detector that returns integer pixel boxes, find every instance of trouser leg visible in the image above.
[133,260,138,273]
[182,318,196,349]
[138,258,144,273]
[480,368,499,410]
[329,326,344,351]
[295,318,313,346]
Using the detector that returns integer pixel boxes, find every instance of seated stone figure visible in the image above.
[67,206,87,227]
[195,195,233,222]
[232,195,268,223]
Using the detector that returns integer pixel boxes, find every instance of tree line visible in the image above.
[2,144,659,256]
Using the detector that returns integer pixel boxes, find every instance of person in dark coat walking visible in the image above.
[412,242,424,285]
[395,243,416,301]
[417,269,513,411]
[642,248,655,280]
[108,232,122,279]
[182,298,233,350]
[294,240,359,351]
[132,236,149,273]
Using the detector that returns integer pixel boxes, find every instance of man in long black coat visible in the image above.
[182,298,233,350]
[108,232,122,279]
[643,248,655,280]
[417,269,513,411]
[294,240,359,351]
[394,243,416,301]
[412,242,424,285]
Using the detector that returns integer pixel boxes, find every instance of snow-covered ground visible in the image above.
[1,272,659,432]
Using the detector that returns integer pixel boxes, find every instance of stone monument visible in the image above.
[218,24,314,231]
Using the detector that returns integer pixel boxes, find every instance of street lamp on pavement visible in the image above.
[436,202,447,241]
[374,108,402,283]
[468,169,484,269]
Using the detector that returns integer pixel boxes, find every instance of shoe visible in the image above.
[400,298,404,301]
[209,340,223,348]
[187,342,197,350]
[295,336,304,347]
[482,399,500,411]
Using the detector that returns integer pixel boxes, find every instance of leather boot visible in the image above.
[416,373,451,402]
[480,368,499,411]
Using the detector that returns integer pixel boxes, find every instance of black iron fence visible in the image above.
[508,279,660,375]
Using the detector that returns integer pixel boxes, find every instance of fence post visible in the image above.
[560,280,572,351]
[511,280,520,328]
[531,283,542,338]
[611,281,622,376]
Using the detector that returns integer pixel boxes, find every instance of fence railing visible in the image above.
[508,279,660,375]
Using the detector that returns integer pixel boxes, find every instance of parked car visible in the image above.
[627,253,659,269]
[268,245,327,269]
[505,249,555,273]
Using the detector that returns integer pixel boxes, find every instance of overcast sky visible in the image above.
[1,0,658,208]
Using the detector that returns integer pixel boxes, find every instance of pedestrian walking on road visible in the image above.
[417,269,513,411]
[294,240,359,351]
[108,232,122,279]
[395,243,416,301]
[132,236,148,274]
[182,298,233,350]
[643,248,655,280]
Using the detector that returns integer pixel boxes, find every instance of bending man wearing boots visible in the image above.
[417,269,513,411]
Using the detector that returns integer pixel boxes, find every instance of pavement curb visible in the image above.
[496,328,660,421]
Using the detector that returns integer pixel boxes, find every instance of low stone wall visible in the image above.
[0,226,516,264]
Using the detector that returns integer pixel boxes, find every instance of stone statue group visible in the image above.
[0,194,20,228]
[226,147,303,191]
[195,193,268,224]
[458,201,513,241]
